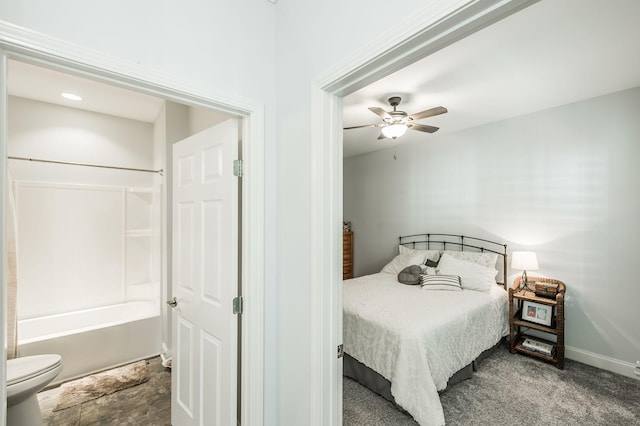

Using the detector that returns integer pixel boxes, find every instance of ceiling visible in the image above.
[7,59,165,123]
[343,0,640,158]
[6,1,640,149]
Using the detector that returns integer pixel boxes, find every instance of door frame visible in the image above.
[0,22,264,425]
[308,0,539,424]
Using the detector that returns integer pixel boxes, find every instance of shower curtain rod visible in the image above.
[8,156,164,175]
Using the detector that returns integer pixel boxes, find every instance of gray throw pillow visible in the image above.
[397,265,422,285]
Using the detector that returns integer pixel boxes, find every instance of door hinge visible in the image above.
[337,344,344,359]
[233,296,243,314]
[233,159,243,177]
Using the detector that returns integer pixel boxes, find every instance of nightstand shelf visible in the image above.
[509,277,565,369]
[513,334,557,363]
[512,309,558,333]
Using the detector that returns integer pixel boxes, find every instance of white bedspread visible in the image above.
[343,272,508,426]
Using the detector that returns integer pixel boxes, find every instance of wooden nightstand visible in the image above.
[509,277,565,369]
[343,231,353,280]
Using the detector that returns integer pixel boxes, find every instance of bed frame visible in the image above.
[399,233,508,289]
[344,233,508,404]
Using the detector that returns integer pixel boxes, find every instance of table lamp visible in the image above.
[511,251,539,290]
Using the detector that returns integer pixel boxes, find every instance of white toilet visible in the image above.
[7,354,63,426]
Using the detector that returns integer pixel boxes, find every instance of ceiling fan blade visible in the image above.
[377,133,387,140]
[409,123,440,133]
[343,123,379,130]
[409,106,447,120]
[368,107,392,120]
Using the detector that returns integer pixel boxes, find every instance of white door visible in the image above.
[171,119,239,426]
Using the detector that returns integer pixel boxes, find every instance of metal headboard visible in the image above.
[399,233,508,289]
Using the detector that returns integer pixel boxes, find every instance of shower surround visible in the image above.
[8,95,163,379]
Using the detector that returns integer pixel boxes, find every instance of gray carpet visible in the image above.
[343,344,640,425]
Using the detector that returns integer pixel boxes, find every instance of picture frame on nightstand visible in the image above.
[521,300,553,326]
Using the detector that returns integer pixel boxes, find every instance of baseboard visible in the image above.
[566,345,638,380]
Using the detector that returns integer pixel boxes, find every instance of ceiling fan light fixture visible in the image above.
[381,123,408,139]
[344,96,447,140]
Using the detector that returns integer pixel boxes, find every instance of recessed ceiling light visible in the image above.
[61,92,82,101]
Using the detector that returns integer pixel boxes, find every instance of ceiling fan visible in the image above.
[344,96,447,139]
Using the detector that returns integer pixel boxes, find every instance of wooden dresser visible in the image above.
[343,231,353,280]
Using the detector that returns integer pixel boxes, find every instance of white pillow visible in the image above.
[441,250,498,269]
[420,274,463,291]
[399,245,441,263]
[436,253,498,291]
[419,264,438,275]
[381,252,426,275]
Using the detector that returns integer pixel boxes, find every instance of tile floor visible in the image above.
[37,357,171,426]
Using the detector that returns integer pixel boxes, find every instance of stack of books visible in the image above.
[534,281,558,299]
[519,338,556,356]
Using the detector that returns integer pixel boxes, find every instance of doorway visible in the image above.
[307,1,539,425]
[0,25,265,426]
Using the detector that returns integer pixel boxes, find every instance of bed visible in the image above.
[343,234,509,426]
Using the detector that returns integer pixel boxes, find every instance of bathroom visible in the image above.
[5,58,232,412]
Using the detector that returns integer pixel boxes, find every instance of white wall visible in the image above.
[344,86,640,371]
[152,102,169,361]
[8,96,154,187]
[2,8,278,426]
[274,1,470,422]
[8,96,158,318]
[15,181,126,317]
[188,106,231,136]
[0,1,573,424]
[0,0,280,413]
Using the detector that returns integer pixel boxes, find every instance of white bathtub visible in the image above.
[18,301,161,384]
